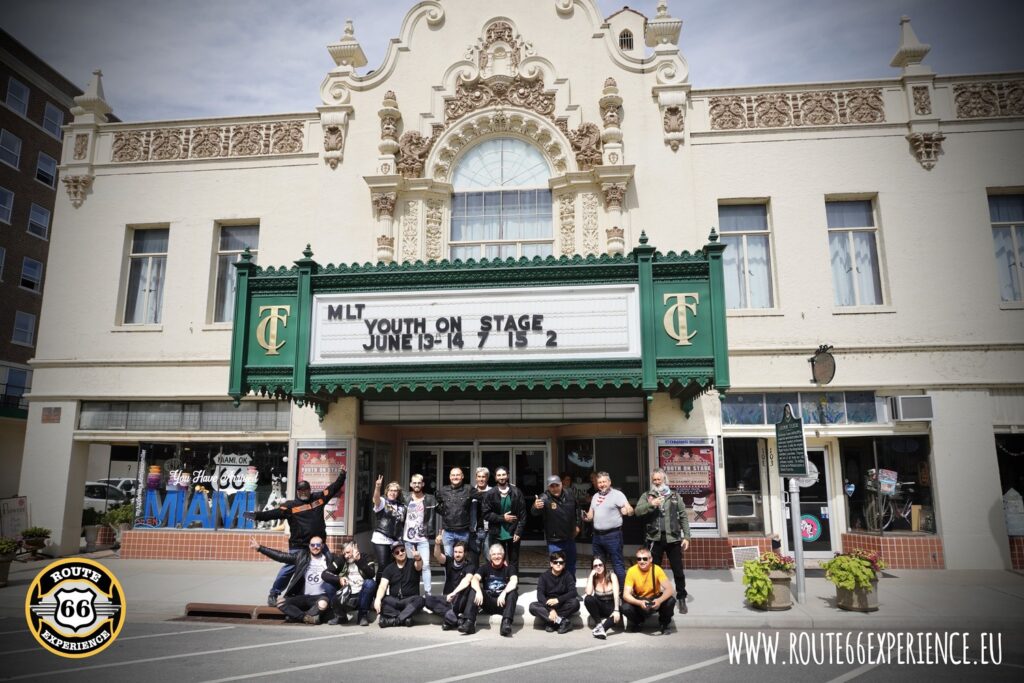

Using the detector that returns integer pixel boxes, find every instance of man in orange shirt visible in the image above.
[621,548,676,635]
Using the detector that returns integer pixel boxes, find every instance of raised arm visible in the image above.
[372,475,383,508]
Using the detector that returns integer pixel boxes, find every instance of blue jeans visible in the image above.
[547,539,577,578]
[357,578,377,614]
[405,539,432,594]
[470,529,489,566]
[270,547,301,596]
[592,528,625,587]
[442,529,470,559]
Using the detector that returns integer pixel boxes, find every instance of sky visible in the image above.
[2,0,1022,122]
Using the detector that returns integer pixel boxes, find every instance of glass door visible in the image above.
[441,449,473,485]
[408,449,440,495]
[515,447,546,540]
[783,448,834,557]
[479,449,511,487]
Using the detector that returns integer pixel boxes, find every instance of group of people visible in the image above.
[247,465,692,638]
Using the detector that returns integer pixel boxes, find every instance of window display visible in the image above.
[839,436,935,534]
[723,438,765,533]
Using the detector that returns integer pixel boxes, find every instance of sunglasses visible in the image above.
[393,548,406,555]
[551,560,565,565]
[309,543,323,548]
[636,557,651,562]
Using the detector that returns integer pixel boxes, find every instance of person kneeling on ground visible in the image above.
[373,542,425,628]
[250,535,333,624]
[584,556,621,639]
[462,543,518,637]
[322,541,377,626]
[621,549,676,635]
[425,539,475,631]
[528,551,580,634]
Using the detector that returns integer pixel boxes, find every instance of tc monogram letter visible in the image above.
[662,293,699,346]
[256,305,290,355]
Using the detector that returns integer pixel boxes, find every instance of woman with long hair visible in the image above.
[584,555,621,639]
[371,476,406,582]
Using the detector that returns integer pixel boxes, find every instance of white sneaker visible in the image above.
[592,624,607,640]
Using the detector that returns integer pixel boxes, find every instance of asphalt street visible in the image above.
[2,617,1022,683]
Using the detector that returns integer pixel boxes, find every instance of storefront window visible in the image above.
[132,442,288,530]
[723,392,879,426]
[996,434,1024,538]
[723,438,765,533]
[356,440,391,534]
[839,436,935,534]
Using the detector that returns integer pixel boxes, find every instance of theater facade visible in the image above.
[16,0,1024,570]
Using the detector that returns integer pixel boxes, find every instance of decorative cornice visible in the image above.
[110,120,305,163]
[953,80,1024,119]
[708,88,885,130]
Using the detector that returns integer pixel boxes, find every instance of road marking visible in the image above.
[0,631,359,680]
[631,654,730,683]
[825,663,879,682]
[0,625,236,655]
[200,638,477,682]
[425,641,625,682]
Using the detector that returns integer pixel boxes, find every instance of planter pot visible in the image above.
[0,553,14,587]
[749,570,794,611]
[83,525,101,552]
[835,574,880,612]
[22,538,46,554]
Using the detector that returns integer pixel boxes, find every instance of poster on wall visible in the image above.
[656,437,718,529]
[296,442,349,535]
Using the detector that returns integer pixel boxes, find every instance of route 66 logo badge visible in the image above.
[25,558,125,658]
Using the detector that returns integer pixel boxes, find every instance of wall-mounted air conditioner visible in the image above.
[889,395,934,422]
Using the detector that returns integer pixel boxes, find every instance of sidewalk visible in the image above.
[3,551,1023,630]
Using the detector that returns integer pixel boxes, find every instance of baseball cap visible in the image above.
[390,541,405,551]
[296,480,311,491]
[547,475,562,485]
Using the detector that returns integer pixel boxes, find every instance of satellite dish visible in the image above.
[796,460,819,488]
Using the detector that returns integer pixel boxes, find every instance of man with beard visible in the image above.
[468,467,491,566]
[245,467,347,606]
[531,475,581,577]
[250,535,333,624]
[404,473,437,595]
[462,543,519,637]
[634,468,691,613]
[482,466,526,573]
[425,539,475,630]
[322,541,377,626]
[374,542,426,627]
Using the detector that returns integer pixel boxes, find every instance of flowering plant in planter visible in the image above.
[821,549,886,592]
[743,551,796,608]
[0,536,19,556]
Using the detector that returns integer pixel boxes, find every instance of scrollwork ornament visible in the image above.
[73,134,88,160]
[401,200,420,262]
[231,124,264,156]
[912,86,932,115]
[558,194,576,257]
[568,122,602,170]
[582,192,599,255]
[373,192,397,219]
[62,175,93,208]
[111,131,147,162]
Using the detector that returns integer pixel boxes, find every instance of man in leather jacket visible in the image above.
[435,467,473,559]
[322,541,377,626]
[531,475,581,577]
[245,467,347,606]
[482,467,527,574]
[249,535,334,624]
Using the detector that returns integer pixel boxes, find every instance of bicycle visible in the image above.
[862,472,915,531]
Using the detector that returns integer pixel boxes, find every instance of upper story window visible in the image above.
[12,311,36,346]
[124,228,169,325]
[990,194,1024,302]
[43,103,64,139]
[719,204,774,308]
[0,186,12,224]
[450,137,552,261]
[826,199,883,306]
[36,153,57,187]
[28,203,50,239]
[214,225,259,322]
[20,257,42,292]
[618,29,634,51]
[0,130,21,169]
[5,78,28,117]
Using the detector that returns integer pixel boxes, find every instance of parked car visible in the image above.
[98,477,137,496]
[84,482,128,513]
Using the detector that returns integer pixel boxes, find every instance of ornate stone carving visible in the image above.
[425,199,443,261]
[662,106,685,150]
[445,74,557,125]
[606,227,625,256]
[323,125,345,169]
[912,86,932,115]
[709,88,885,130]
[111,121,306,162]
[558,194,575,257]
[401,200,420,262]
[396,131,434,178]
[600,78,622,129]
[581,192,599,255]
[372,192,397,219]
[601,183,627,211]
[231,124,264,156]
[73,134,88,160]
[953,81,1024,119]
[376,235,395,264]
[907,132,945,170]
[379,91,400,146]
[62,175,93,208]
[568,122,602,171]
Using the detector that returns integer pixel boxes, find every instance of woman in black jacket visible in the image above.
[371,476,406,582]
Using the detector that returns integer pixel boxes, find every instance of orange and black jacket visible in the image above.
[253,470,346,549]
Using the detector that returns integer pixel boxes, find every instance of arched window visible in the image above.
[450,137,553,260]
[619,29,634,51]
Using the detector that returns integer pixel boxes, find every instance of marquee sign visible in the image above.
[228,233,730,419]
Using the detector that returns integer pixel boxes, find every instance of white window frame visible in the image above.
[122,228,169,325]
[35,152,57,188]
[990,195,1024,303]
[0,186,12,224]
[12,311,36,347]
[718,202,776,309]
[20,256,42,292]
[0,129,21,169]
[826,199,885,307]
[5,78,29,117]
[43,103,64,139]
[27,203,50,240]
[212,224,259,323]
